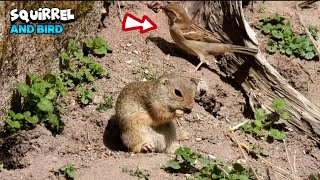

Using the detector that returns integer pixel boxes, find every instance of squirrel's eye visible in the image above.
[174,89,182,97]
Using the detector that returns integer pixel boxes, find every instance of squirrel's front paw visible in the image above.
[140,142,155,153]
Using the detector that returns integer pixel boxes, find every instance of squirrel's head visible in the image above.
[152,73,195,118]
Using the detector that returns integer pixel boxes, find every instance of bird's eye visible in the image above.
[174,89,182,97]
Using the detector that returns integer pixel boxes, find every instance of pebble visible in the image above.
[133,50,139,55]
[195,137,202,141]
[126,43,133,47]
[125,60,133,64]
[208,155,216,160]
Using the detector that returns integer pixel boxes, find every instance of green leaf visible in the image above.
[262,23,273,34]
[60,52,70,61]
[56,105,64,113]
[90,63,104,75]
[254,108,268,122]
[166,160,181,170]
[16,83,30,97]
[266,45,277,53]
[93,47,107,55]
[74,51,84,60]
[93,37,107,47]
[255,22,263,30]
[254,119,262,127]
[67,40,78,52]
[269,128,286,140]
[84,38,94,48]
[37,98,54,112]
[241,124,253,133]
[5,118,21,129]
[281,111,290,120]
[233,163,245,173]
[43,73,57,84]
[285,48,292,55]
[24,111,39,124]
[15,113,24,120]
[47,113,59,126]
[81,96,89,105]
[31,82,52,97]
[272,98,286,111]
[304,52,315,60]
[84,69,94,81]
[45,88,57,100]
[271,30,283,39]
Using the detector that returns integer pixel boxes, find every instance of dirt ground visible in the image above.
[0,1,320,180]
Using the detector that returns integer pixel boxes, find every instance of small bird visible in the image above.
[161,3,259,72]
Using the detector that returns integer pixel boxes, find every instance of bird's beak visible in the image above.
[158,6,164,13]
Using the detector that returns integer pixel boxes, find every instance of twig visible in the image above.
[230,119,250,131]
[284,139,297,180]
[295,4,320,58]
[230,130,261,180]
[117,1,123,22]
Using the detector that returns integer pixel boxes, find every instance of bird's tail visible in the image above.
[227,45,259,56]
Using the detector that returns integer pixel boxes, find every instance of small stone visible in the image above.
[208,155,216,160]
[126,43,133,47]
[195,137,202,141]
[133,50,139,55]
[125,60,133,64]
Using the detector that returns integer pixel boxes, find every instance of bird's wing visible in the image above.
[181,23,227,43]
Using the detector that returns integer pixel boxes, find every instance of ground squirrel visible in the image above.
[115,73,195,153]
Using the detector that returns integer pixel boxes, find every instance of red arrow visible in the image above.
[122,13,157,34]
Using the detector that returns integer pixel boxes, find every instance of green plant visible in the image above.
[98,96,113,112]
[309,25,319,40]
[77,86,96,106]
[83,37,112,56]
[5,73,65,134]
[51,164,76,180]
[122,167,150,180]
[255,13,318,60]
[165,147,255,180]
[249,144,272,158]
[4,37,111,135]
[309,173,320,180]
[241,98,290,141]
[258,5,266,13]
[60,40,108,87]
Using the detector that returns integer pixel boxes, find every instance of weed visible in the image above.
[4,37,111,134]
[164,147,255,180]
[241,98,290,141]
[98,96,113,112]
[308,25,319,40]
[77,85,96,106]
[309,173,320,180]
[5,73,65,134]
[249,144,272,158]
[51,164,76,180]
[258,5,266,13]
[255,13,318,60]
[83,37,112,56]
[122,167,150,180]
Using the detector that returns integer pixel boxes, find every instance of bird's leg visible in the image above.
[194,61,204,72]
